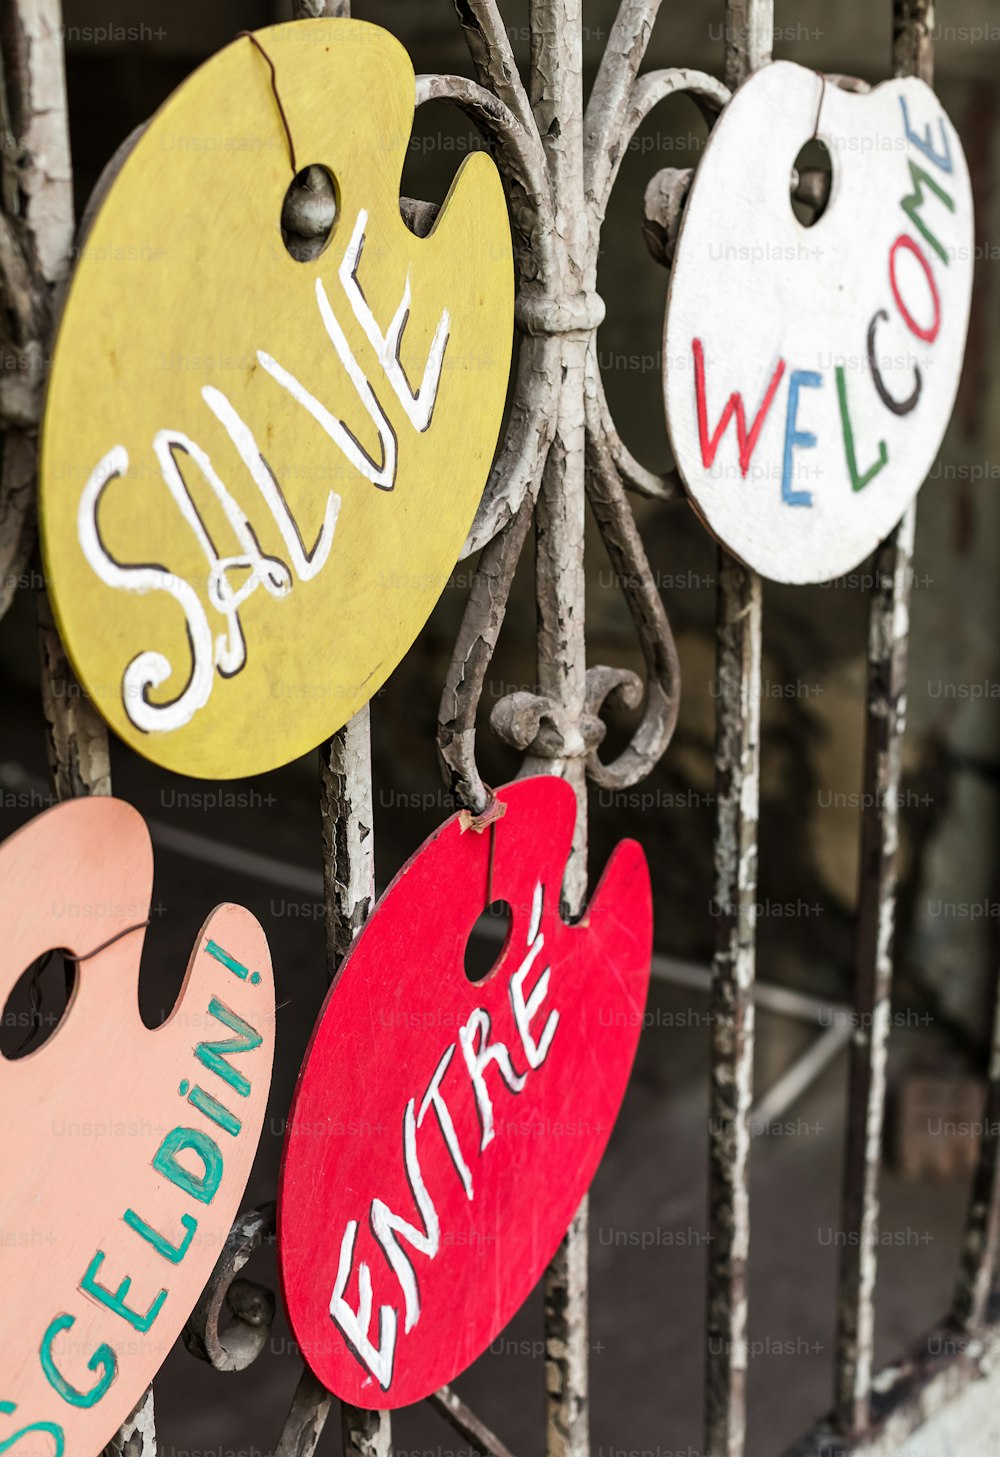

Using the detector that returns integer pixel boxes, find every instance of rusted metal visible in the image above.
[100,1390,156,1457]
[431,1386,520,1457]
[0,0,74,616]
[182,1205,277,1371]
[706,554,762,1457]
[318,699,387,1457]
[295,0,391,1449]
[783,1301,1000,1457]
[830,11,931,1435]
[431,6,712,1438]
[834,505,917,1433]
[892,0,936,82]
[701,8,771,1455]
[528,5,592,1449]
[274,1368,334,1457]
[0,0,111,799]
[319,704,375,978]
[953,975,1000,1330]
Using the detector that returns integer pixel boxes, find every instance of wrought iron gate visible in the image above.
[1,0,996,1455]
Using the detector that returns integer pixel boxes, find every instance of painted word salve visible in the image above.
[40,19,513,778]
[278,777,652,1407]
[664,61,973,584]
[0,799,274,1457]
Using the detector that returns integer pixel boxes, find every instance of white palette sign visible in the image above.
[664,62,973,584]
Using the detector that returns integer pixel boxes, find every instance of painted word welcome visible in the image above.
[0,799,274,1457]
[665,62,973,584]
[278,777,653,1408]
[41,19,513,779]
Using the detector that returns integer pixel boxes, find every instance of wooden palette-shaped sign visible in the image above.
[40,18,513,779]
[0,799,274,1457]
[664,61,973,584]
[278,776,652,1407]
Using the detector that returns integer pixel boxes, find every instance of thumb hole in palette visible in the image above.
[463,899,514,984]
[0,950,78,1059]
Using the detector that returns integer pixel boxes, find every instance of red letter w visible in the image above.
[692,339,786,477]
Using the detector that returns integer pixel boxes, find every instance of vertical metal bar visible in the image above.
[706,555,762,1457]
[705,8,771,1457]
[37,588,111,799]
[892,0,936,81]
[722,0,773,92]
[100,1389,156,1457]
[953,965,1000,1330]
[319,704,375,981]
[833,3,931,1430]
[292,0,350,15]
[834,505,918,1434]
[0,0,109,798]
[529,4,590,1456]
[286,2,388,1453]
[7,0,124,1445]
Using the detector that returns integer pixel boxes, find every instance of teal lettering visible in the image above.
[123,1209,197,1264]
[206,940,249,980]
[0,1404,64,1457]
[39,1315,115,1409]
[194,998,262,1098]
[79,1252,166,1333]
[152,1126,224,1205]
[187,1083,241,1137]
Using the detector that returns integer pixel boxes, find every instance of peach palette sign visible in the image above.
[278,777,652,1407]
[0,800,274,1457]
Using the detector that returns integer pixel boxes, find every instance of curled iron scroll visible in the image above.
[182,1205,276,1373]
[432,48,733,805]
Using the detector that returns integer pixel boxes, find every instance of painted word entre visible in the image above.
[664,62,973,585]
[40,19,513,778]
[329,879,556,1390]
[0,799,275,1457]
[278,776,653,1407]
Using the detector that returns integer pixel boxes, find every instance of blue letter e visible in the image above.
[781,369,823,508]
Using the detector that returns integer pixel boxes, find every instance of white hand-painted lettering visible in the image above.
[510,884,560,1069]
[328,881,556,1392]
[328,1219,397,1392]
[79,207,451,734]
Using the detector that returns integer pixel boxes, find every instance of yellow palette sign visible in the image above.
[41,19,513,779]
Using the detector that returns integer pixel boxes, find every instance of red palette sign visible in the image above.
[0,800,274,1457]
[278,777,651,1406]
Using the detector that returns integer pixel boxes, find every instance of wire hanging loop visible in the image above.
[811,71,828,141]
[11,918,151,1056]
[458,786,508,906]
[236,30,298,176]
